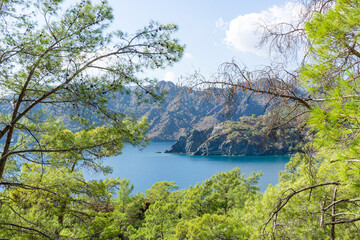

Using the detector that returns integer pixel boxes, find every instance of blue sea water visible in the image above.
[87,142,290,193]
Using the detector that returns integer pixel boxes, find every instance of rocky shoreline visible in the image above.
[165,118,300,156]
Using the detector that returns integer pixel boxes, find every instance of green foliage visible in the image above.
[253,2,360,238]
[4,0,360,239]
[0,0,184,180]
[132,201,179,239]
[0,167,262,239]
[179,168,261,225]
[0,0,184,238]
[175,214,247,240]
[145,181,179,203]
[0,163,121,239]
[301,0,360,195]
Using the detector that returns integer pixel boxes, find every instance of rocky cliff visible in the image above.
[111,81,265,141]
[165,116,300,156]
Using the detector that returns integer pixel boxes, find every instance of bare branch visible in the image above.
[325,217,360,226]
[0,223,51,239]
[323,198,360,211]
[262,182,340,233]
[0,182,59,195]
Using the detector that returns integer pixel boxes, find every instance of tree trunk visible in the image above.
[0,127,14,180]
[331,186,337,240]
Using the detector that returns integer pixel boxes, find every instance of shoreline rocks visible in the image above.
[165,117,300,156]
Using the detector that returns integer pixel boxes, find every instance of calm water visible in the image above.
[88,142,290,193]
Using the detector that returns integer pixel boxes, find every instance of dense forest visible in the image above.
[1,0,360,239]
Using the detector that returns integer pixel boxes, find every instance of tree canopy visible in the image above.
[0,0,184,180]
[0,0,184,238]
[187,0,360,239]
[2,0,360,239]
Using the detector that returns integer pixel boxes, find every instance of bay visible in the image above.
[88,142,290,193]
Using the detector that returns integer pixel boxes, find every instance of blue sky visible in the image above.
[107,0,299,83]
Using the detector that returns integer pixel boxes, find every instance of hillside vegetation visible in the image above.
[166,115,301,156]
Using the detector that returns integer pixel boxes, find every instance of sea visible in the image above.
[87,142,290,193]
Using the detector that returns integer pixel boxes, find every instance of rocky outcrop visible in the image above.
[165,116,300,156]
[110,81,265,141]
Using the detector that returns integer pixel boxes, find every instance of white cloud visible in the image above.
[215,18,228,31]
[163,71,176,82]
[184,52,193,59]
[223,2,305,56]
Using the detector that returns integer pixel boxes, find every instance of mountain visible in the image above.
[111,81,265,141]
[165,115,300,156]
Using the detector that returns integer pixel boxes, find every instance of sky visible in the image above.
[106,0,299,83]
